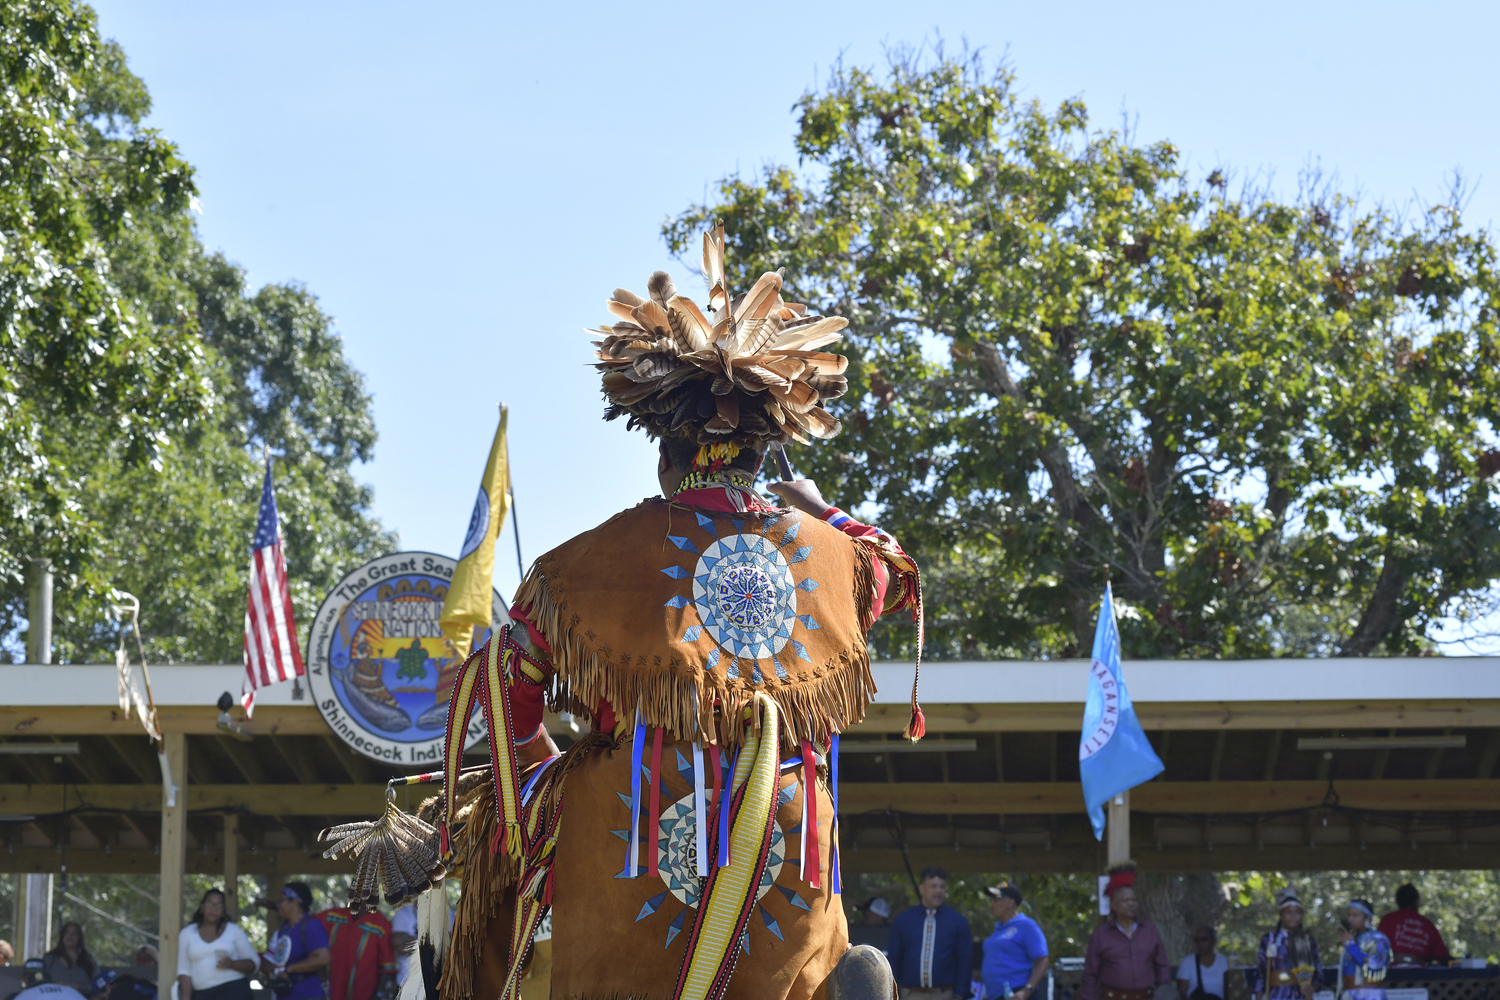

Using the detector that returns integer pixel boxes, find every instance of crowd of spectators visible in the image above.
[0,880,420,1000]
[0,874,1472,1000]
[849,877,1467,1000]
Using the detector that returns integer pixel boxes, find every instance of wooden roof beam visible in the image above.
[2,846,352,876]
[12,697,1500,739]
[214,734,268,785]
[269,735,320,784]
[856,698,1500,734]
[104,735,161,784]
[1479,731,1500,779]
[839,778,1500,815]
[9,777,1500,817]
[836,841,1500,874]
[321,735,379,785]
[1264,729,1283,780]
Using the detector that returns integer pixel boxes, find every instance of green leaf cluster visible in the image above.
[0,0,393,662]
[666,48,1500,659]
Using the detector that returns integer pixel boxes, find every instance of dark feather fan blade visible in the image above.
[319,797,443,913]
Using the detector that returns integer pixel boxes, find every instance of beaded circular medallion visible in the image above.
[691,534,797,661]
[656,789,785,907]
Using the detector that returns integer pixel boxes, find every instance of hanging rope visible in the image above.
[111,590,176,808]
[110,590,162,752]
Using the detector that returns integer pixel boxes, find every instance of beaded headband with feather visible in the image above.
[594,223,850,447]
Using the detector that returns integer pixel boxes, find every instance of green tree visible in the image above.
[666,49,1500,659]
[0,0,393,663]
[1,0,209,601]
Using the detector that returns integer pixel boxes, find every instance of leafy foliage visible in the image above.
[665,49,1500,659]
[0,0,392,662]
[1,0,208,598]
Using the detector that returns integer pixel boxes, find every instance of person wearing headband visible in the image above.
[1338,900,1392,1000]
[259,883,329,1000]
[1253,887,1321,1000]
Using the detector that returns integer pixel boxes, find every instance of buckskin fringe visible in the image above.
[435,779,519,1000]
[519,567,873,752]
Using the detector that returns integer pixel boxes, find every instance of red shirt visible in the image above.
[1377,909,1449,963]
[508,487,915,743]
[1081,920,1172,998]
[318,909,396,1000]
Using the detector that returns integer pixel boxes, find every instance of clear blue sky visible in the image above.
[91,0,1499,647]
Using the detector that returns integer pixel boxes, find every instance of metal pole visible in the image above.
[769,443,796,482]
[26,558,53,664]
[510,488,524,583]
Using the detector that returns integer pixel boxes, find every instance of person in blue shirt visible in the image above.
[258,883,330,1000]
[1339,899,1391,1000]
[888,867,974,999]
[981,884,1050,1000]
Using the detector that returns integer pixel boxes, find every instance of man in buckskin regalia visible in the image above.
[325,225,924,1000]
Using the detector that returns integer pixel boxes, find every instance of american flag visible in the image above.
[241,461,304,715]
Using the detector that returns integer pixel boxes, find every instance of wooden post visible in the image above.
[16,872,53,960]
[1107,789,1130,867]
[158,733,187,1000]
[25,558,53,664]
[264,854,282,935]
[223,814,239,922]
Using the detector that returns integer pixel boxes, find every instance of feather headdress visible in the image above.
[595,223,849,446]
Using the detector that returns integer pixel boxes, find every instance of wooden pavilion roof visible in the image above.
[3,658,1498,875]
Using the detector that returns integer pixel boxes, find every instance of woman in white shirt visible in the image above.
[177,889,257,1000]
[1176,925,1230,1000]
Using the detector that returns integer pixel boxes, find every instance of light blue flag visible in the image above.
[1079,581,1164,839]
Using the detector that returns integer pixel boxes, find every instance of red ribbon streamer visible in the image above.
[801,739,820,889]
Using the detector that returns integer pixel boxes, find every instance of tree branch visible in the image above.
[973,336,1103,644]
[1339,554,1407,656]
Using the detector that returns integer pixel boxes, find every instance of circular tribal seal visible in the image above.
[691,534,797,661]
[306,551,507,765]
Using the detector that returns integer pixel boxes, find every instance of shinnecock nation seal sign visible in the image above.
[307,551,508,764]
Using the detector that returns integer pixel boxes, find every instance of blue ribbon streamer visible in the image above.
[622,711,646,877]
[717,745,736,868]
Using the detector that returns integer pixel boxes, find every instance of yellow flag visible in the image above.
[440,407,511,663]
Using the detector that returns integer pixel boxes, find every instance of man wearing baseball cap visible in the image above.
[850,898,895,952]
[981,884,1050,1000]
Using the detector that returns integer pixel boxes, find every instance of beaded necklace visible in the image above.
[673,469,756,496]
[673,469,761,512]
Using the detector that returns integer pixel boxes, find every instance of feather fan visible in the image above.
[319,796,447,913]
[594,225,849,445]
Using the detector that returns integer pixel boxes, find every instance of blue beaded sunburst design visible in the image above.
[691,534,796,662]
[662,513,820,681]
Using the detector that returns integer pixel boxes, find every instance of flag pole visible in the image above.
[510,486,524,583]
[499,404,524,583]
